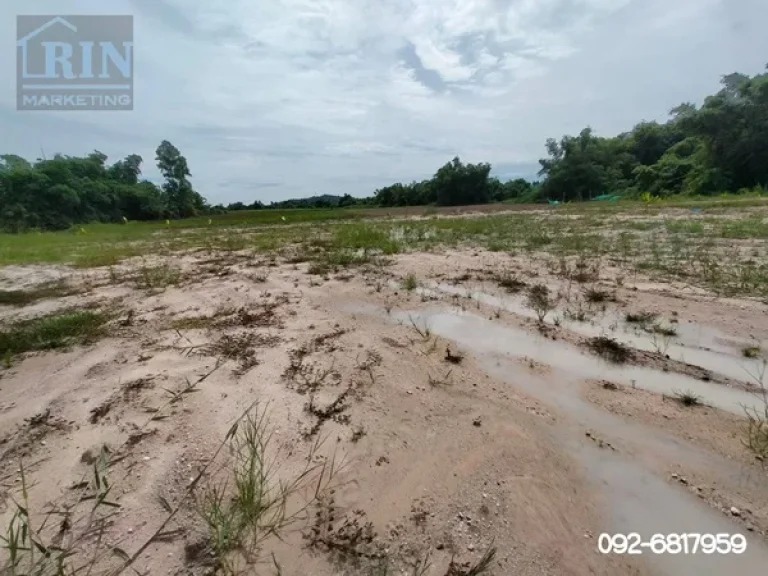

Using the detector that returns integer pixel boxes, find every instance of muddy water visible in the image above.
[400,304,762,415]
[428,282,767,389]
[345,302,768,576]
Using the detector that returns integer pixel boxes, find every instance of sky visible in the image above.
[1,0,767,205]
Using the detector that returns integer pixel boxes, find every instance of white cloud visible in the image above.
[1,0,767,203]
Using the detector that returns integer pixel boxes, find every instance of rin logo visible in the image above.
[16,15,134,111]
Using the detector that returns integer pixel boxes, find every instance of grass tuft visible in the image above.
[0,309,110,357]
[587,336,632,364]
[673,389,702,407]
[0,280,79,306]
[743,346,762,359]
[625,311,657,325]
[402,274,419,291]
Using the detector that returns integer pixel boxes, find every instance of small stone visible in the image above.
[436,542,445,550]
[473,417,482,427]
[730,507,741,517]
[671,473,679,480]
[127,527,134,534]
[467,543,475,551]
[143,456,150,462]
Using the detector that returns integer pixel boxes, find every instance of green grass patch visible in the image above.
[0,309,110,357]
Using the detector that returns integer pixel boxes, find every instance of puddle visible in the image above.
[346,301,768,575]
[576,440,768,576]
[394,305,763,415]
[427,282,766,387]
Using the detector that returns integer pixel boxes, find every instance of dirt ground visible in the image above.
[1,245,768,575]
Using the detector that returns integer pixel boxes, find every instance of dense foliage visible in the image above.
[373,158,536,207]
[0,141,207,232]
[373,69,768,206]
[538,70,768,201]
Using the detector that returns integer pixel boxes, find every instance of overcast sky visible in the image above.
[2,0,766,204]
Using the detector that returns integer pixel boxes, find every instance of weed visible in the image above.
[673,390,702,407]
[428,369,453,387]
[248,270,269,283]
[447,543,497,575]
[308,262,331,276]
[0,279,78,306]
[444,347,464,365]
[743,346,762,359]
[650,324,678,337]
[625,311,657,325]
[134,264,182,290]
[402,274,419,291]
[171,315,217,330]
[408,315,432,340]
[0,451,122,575]
[0,309,110,357]
[201,333,262,375]
[495,271,526,293]
[192,405,341,574]
[526,284,553,323]
[584,287,612,303]
[587,336,632,364]
[305,387,353,438]
[2,350,10,369]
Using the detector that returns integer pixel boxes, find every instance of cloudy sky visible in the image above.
[1,0,766,204]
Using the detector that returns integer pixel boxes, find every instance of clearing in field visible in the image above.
[2,201,768,575]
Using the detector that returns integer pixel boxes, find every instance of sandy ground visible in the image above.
[1,247,768,576]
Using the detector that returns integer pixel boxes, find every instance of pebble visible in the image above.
[730,507,741,517]
[467,543,475,551]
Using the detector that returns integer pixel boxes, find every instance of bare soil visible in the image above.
[1,245,767,575]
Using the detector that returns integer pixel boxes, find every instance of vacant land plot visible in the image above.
[2,200,768,575]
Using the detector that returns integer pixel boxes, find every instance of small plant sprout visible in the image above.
[402,274,419,291]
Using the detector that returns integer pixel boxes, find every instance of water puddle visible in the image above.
[427,282,766,387]
[346,301,768,575]
[395,305,762,415]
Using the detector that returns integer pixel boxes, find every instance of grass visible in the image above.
[587,336,632,364]
[494,271,526,293]
[0,309,110,358]
[0,280,79,306]
[625,311,657,325]
[134,264,182,290]
[2,199,768,297]
[402,274,419,291]
[584,287,612,303]
[650,323,678,337]
[743,346,762,359]
[673,389,702,407]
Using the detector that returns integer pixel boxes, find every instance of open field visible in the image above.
[2,201,768,575]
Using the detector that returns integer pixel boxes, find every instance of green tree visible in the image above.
[155,141,206,218]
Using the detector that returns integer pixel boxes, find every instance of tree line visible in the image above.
[3,68,766,231]
[372,68,768,206]
[0,141,207,232]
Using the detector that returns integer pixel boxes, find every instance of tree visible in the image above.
[155,141,206,218]
[433,157,492,206]
[0,143,196,232]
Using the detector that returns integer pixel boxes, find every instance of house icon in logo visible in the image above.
[17,17,78,78]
